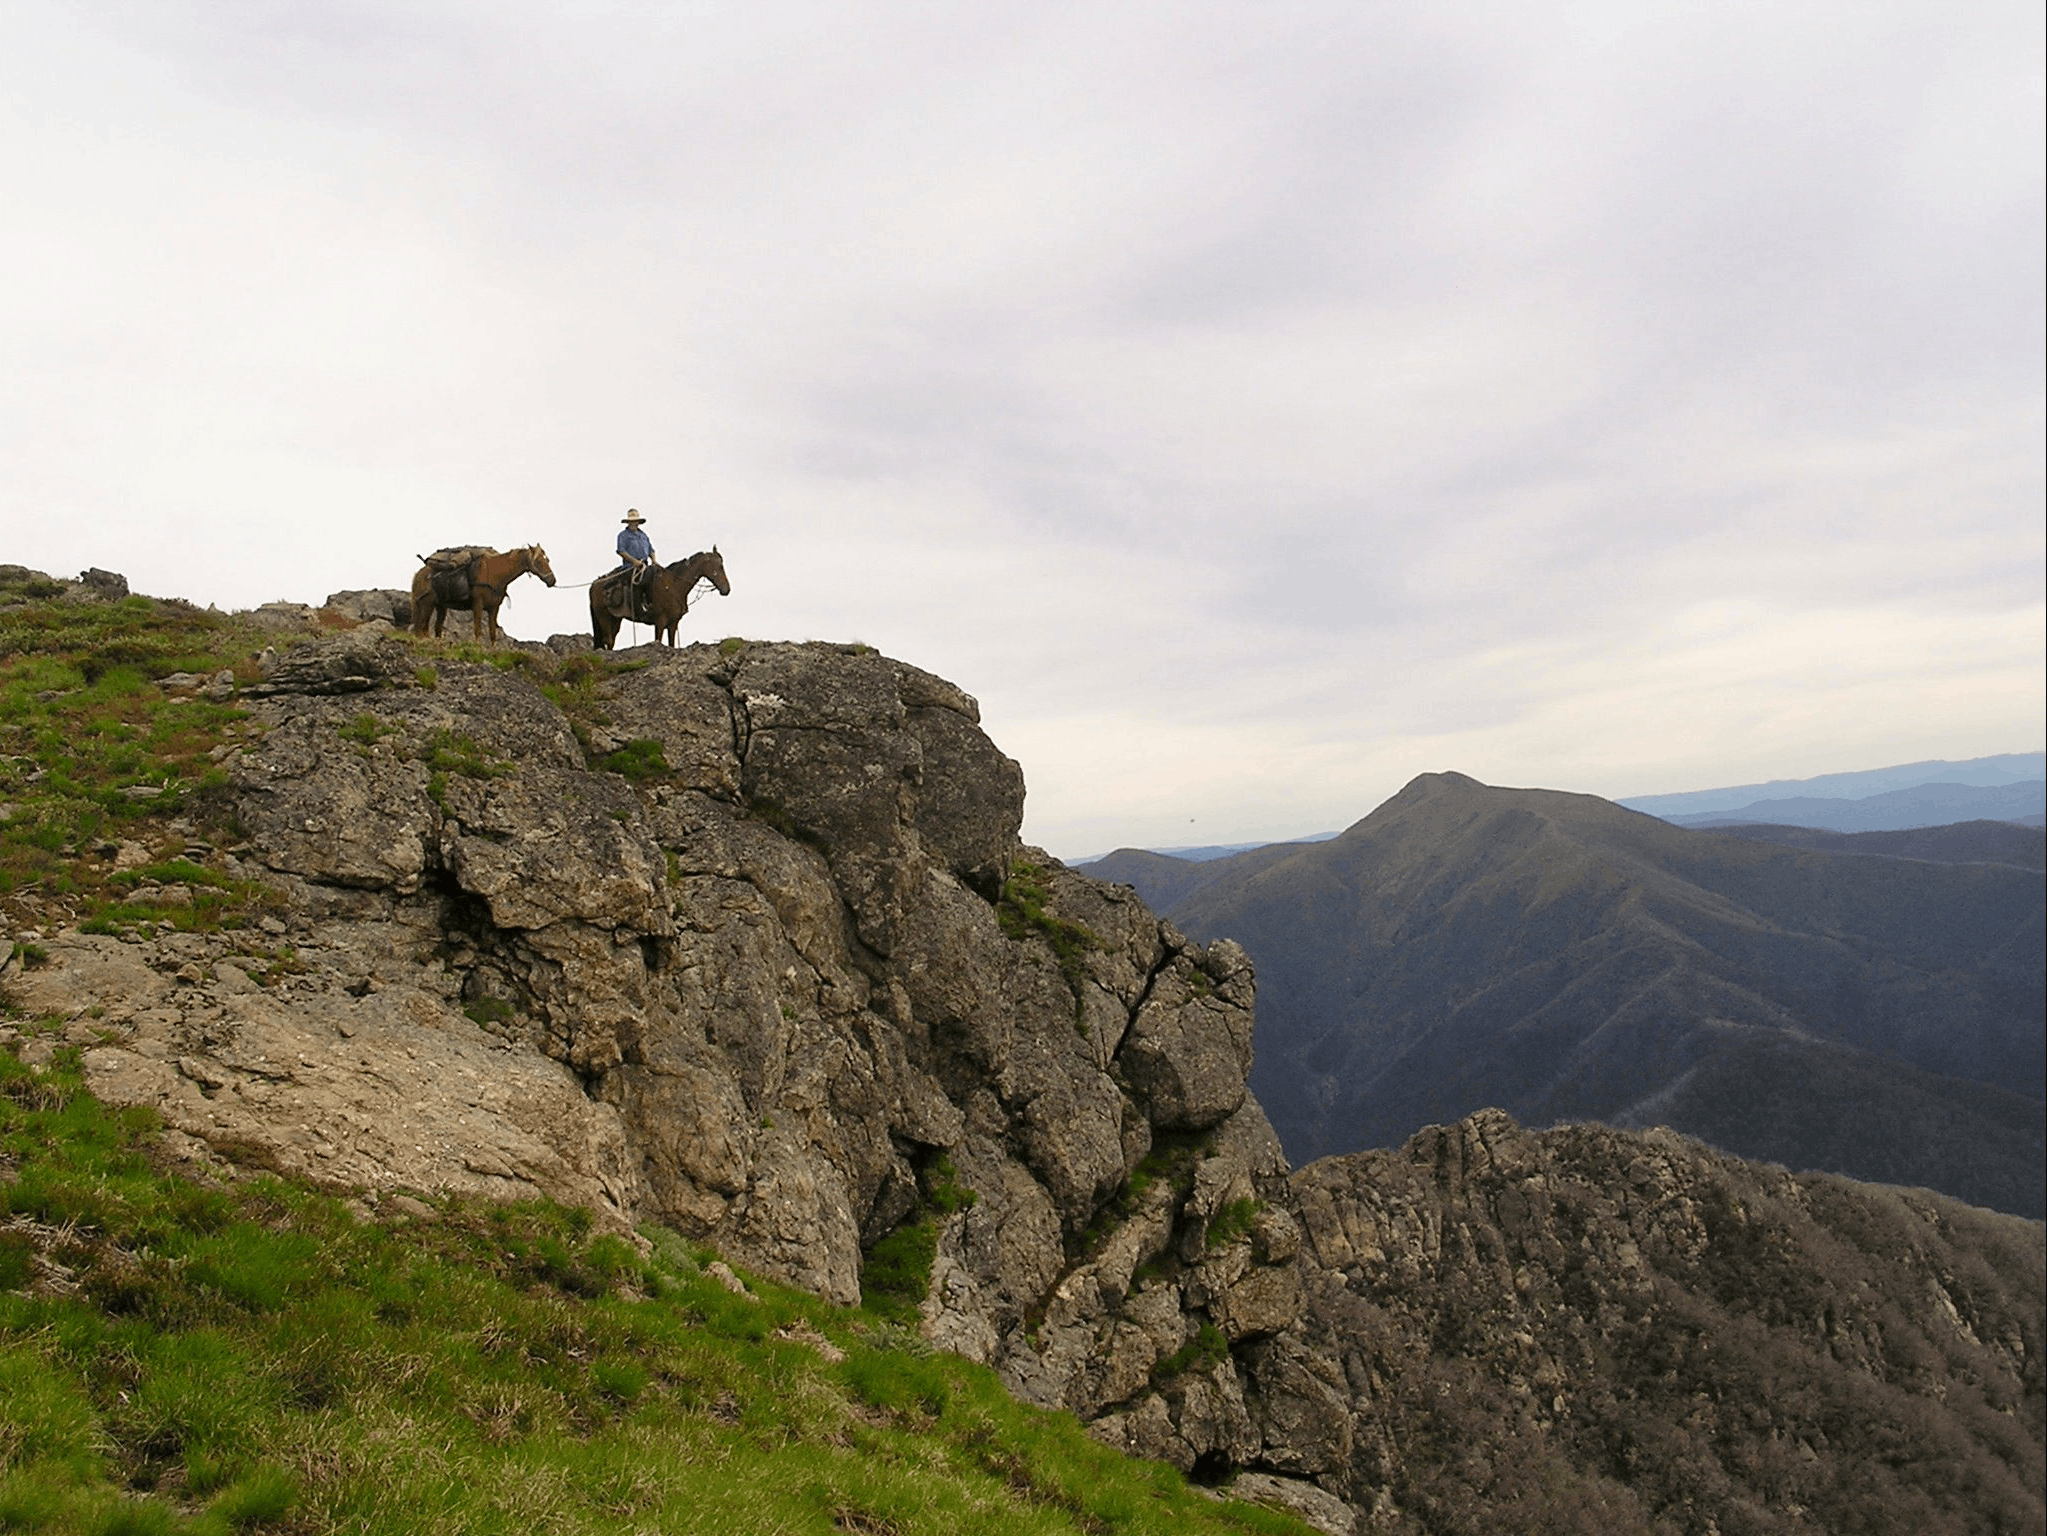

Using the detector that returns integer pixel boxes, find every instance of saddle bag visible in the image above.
[431,561,478,607]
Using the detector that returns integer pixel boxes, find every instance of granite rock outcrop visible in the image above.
[13,637,1312,1465]
[10,628,2041,1535]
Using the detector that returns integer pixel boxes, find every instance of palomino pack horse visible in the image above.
[589,548,730,650]
[410,545,557,645]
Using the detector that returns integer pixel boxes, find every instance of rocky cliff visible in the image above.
[5,619,2040,1536]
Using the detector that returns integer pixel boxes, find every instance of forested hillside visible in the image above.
[1157,774,2044,1215]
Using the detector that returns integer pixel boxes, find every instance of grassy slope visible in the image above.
[0,588,1316,1536]
[0,587,272,938]
[0,1041,1312,1536]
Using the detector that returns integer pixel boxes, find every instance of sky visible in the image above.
[2,2,2041,858]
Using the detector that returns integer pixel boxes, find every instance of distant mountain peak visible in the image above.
[1158,776,2045,1218]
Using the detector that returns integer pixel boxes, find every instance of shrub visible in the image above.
[996,862,1104,1016]
[422,730,511,780]
[598,738,668,782]
[461,996,518,1028]
[1205,1198,1260,1250]
[1154,1323,1229,1382]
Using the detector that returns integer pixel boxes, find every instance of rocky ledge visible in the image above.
[10,631,2041,1535]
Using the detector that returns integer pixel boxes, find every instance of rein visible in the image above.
[565,566,720,598]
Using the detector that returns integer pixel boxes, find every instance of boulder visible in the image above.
[324,588,412,626]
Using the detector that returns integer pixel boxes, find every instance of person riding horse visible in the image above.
[608,509,657,622]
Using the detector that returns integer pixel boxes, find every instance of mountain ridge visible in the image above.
[1706,817,2045,869]
[1618,751,2045,817]
[1069,753,2045,865]
[1666,777,2045,832]
[1157,772,2044,1215]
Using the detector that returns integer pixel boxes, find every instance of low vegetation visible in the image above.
[596,739,669,784]
[859,1155,980,1327]
[996,862,1102,978]
[996,862,1106,1032]
[1069,1133,1213,1270]
[0,1040,1314,1536]
[0,596,268,937]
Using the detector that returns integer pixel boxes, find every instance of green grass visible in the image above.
[0,598,272,931]
[0,1046,1314,1536]
[1069,1133,1214,1268]
[596,739,668,783]
[1203,1199,1260,1251]
[859,1157,979,1327]
[995,863,1102,973]
[536,654,630,766]
[420,731,513,781]
[338,714,395,748]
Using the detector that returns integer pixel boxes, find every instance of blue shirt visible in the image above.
[617,526,654,563]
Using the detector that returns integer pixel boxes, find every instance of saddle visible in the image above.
[601,569,655,624]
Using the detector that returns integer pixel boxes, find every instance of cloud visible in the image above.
[0,1,2039,855]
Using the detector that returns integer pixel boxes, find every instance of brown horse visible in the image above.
[589,548,730,650]
[411,545,557,645]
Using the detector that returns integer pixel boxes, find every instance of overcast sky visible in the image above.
[3,3,2041,856]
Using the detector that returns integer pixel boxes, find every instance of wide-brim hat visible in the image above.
[621,508,646,524]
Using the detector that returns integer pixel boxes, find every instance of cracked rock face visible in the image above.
[23,636,1284,1326]
[15,632,2042,1536]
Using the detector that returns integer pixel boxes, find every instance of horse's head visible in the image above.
[704,546,730,596]
[528,545,557,587]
